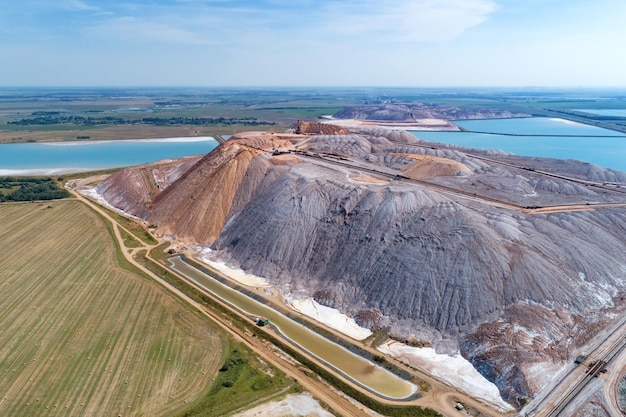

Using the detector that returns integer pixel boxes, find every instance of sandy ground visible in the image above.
[378,340,513,412]
[231,392,334,417]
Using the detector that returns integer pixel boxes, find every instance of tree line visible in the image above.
[8,116,277,127]
[0,177,70,202]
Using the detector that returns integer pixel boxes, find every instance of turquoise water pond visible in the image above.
[412,117,626,172]
[0,137,218,175]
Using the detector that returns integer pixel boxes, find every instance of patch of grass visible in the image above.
[119,226,142,248]
[179,343,292,417]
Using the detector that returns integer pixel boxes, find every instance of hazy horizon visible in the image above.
[2,1,626,87]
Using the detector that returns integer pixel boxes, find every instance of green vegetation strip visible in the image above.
[181,345,296,417]
[0,176,70,202]
[9,115,277,127]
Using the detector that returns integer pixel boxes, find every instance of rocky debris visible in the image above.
[97,128,626,408]
[293,120,350,135]
[461,302,603,407]
[333,103,529,121]
[572,393,611,417]
[299,134,373,158]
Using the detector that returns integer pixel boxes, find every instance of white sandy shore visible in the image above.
[548,117,585,126]
[0,168,94,176]
[378,340,513,411]
[196,248,372,340]
[42,136,215,146]
[193,250,509,408]
[231,392,334,417]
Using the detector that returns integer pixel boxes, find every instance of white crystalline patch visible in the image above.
[79,187,142,220]
[548,118,585,127]
[231,392,334,417]
[198,248,270,287]
[524,362,564,394]
[512,324,542,341]
[196,247,372,340]
[378,340,513,412]
[285,295,373,341]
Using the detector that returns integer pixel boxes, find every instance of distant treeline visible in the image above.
[0,177,70,202]
[8,116,277,127]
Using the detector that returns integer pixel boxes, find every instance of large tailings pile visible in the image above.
[97,127,626,407]
[147,138,274,243]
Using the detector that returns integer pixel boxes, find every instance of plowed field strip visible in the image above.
[0,201,225,417]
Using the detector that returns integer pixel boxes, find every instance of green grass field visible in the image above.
[0,200,227,416]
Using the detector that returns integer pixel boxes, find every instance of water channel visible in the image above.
[167,256,416,400]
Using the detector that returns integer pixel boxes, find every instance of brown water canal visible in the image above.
[168,256,416,399]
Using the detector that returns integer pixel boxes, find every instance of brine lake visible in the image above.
[1,117,625,175]
[412,117,626,172]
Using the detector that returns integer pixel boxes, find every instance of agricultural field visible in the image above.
[0,88,354,144]
[2,87,626,143]
[0,200,227,416]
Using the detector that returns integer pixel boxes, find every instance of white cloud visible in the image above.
[321,0,497,42]
[88,16,217,45]
[64,0,100,12]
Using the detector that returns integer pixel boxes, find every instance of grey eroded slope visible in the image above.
[212,161,626,335]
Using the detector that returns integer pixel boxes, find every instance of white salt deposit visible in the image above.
[378,340,513,412]
[198,248,270,287]
[78,187,142,220]
[192,250,509,410]
[0,168,91,176]
[43,136,215,146]
[549,118,584,126]
[285,296,373,341]
[231,392,334,417]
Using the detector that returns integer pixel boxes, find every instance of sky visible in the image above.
[1,0,625,87]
